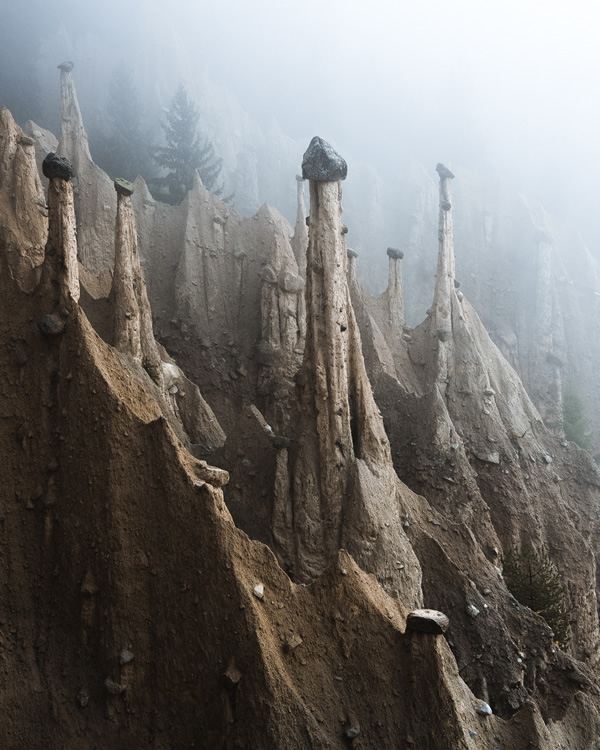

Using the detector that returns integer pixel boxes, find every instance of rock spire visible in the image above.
[291,175,308,275]
[41,152,80,313]
[279,138,421,605]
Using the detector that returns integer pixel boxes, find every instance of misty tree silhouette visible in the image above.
[151,84,225,205]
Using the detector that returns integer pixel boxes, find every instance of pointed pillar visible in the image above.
[431,163,456,388]
[291,175,308,275]
[112,178,163,386]
[57,62,92,168]
[386,247,405,330]
[286,138,422,605]
[41,152,80,314]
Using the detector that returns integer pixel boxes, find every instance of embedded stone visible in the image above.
[278,271,304,294]
[476,701,493,716]
[344,725,360,739]
[301,136,347,182]
[441,200,452,211]
[104,678,125,695]
[37,314,66,336]
[260,264,277,283]
[253,583,264,600]
[406,608,450,635]
[436,163,455,180]
[42,152,74,181]
[114,177,134,196]
[437,328,452,342]
[466,604,480,618]
[387,247,404,260]
[120,650,134,665]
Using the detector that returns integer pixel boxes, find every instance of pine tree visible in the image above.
[503,544,571,648]
[151,85,225,205]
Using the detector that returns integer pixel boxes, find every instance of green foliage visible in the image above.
[92,66,153,183]
[561,380,591,449]
[503,543,570,649]
[150,84,225,205]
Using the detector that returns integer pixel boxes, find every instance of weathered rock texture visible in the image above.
[57,65,116,277]
[0,107,47,292]
[353,164,600,710]
[275,140,422,606]
[111,180,225,453]
[7,81,600,746]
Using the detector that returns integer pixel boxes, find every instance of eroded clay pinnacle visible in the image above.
[302,137,347,182]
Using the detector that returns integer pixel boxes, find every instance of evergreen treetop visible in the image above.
[151,84,225,205]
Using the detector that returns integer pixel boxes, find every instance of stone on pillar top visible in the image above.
[57,61,74,72]
[42,152,75,181]
[406,609,450,634]
[347,248,358,259]
[387,247,404,260]
[302,136,347,182]
[436,163,455,180]
[114,177,135,196]
[296,174,305,182]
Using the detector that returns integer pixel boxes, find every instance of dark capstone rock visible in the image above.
[42,153,74,181]
[341,224,349,234]
[437,328,452,342]
[295,174,304,182]
[454,279,461,289]
[441,200,452,211]
[37,314,66,336]
[302,136,347,182]
[436,163,455,180]
[347,248,358,259]
[57,61,74,72]
[387,247,404,260]
[114,177,134,196]
[406,608,450,635]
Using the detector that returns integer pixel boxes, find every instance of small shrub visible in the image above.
[502,543,571,649]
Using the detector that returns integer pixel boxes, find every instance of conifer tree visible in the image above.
[151,84,225,205]
[503,543,571,648]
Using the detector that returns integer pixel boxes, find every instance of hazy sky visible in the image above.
[4,0,600,245]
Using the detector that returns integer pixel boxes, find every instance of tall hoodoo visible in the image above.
[432,163,458,388]
[41,152,80,312]
[385,246,405,331]
[112,178,162,384]
[57,62,116,273]
[291,174,308,274]
[57,62,92,168]
[282,137,422,605]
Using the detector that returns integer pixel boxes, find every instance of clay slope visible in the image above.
[353,164,600,713]
[9,70,600,745]
[3,107,590,750]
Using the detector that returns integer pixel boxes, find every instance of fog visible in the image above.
[2,0,599,251]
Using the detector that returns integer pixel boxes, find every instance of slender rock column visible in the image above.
[432,163,456,389]
[386,247,405,331]
[41,152,80,314]
[57,62,92,169]
[286,137,422,606]
[291,175,308,275]
[112,178,163,386]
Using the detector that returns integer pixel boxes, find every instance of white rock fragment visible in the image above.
[476,701,493,716]
[466,604,480,618]
[253,583,265,600]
